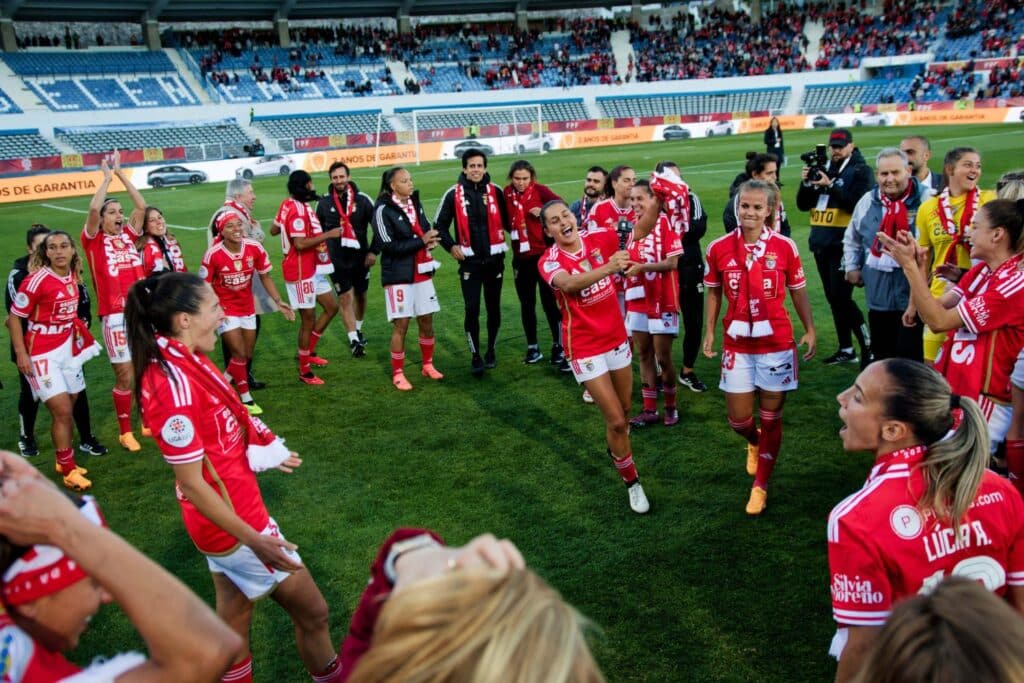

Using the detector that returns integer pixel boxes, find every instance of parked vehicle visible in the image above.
[853,112,888,127]
[234,154,296,179]
[662,125,692,141]
[147,165,207,188]
[812,115,837,128]
[453,139,496,159]
[516,132,554,153]
[705,121,735,137]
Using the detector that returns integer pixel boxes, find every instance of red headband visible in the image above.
[215,209,244,234]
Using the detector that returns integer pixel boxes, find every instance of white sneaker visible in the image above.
[627,482,650,514]
[582,389,594,404]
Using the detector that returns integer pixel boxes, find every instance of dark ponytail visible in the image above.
[125,272,207,406]
[378,166,405,203]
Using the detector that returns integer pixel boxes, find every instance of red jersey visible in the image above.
[140,337,270,554]
[503,182,560,257]
[936,255,1024,403]
[584,198,635,233]
[703,230,806,354]
[80,224,144,317]
[0,613,80,681]
[139,234,186,275]
[625,214,683,318]
[9,267,79,354]
[275,198,323,282]
[200,240,272,317]
[828,445,1024,627]
[539,228,627,359]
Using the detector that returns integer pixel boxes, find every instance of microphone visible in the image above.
[616,217,633,275]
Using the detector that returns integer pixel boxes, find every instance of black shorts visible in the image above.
[330,251,370,295]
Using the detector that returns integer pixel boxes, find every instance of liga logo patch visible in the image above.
[161,414,195,447]
[14,292,28,309]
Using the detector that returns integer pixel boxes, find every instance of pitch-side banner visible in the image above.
[1,107,1021,204]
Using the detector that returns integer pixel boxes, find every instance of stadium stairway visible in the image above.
[0,60,42,114]
[803,20,825,65]
[610,29,632,83]
[164,49,213,105]
[387,59,412,96]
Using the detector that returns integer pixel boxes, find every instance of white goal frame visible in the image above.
[410,103,543,165]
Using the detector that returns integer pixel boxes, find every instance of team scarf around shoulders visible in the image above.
[330,183,361,249]
[867,184,913,272]
[625,216,667,316]
[395,194,440,275]
[727,226,774,339]
[938,186,980,266]
[454,182,507,257]
[506,182,537,254]
[650,169,691,236]
[935,254,1023,400]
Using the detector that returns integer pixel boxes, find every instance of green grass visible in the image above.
[2,123,1023,682]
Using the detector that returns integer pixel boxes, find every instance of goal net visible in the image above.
[408,103,544,165]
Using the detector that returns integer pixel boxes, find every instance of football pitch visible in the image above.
[2,123,1022,682]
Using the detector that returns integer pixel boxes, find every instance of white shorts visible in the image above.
[385,281,440,322]
[978,395,1012,454]
[285,273,333,310]
[627,312,679,336]
[1011,348,1024,389]
[719,348,799,393]
[570,340,633,384]
[219,314,257,333]
[205,518,302,600]
[102,313,131,364]
[25,337,85,402]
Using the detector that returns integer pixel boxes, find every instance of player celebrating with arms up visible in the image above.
[703,180,816,515]
[81,150,147,451]
[539,199,650,514]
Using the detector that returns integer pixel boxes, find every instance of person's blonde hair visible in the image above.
[349,568,605,683]
[853,577,1024,683]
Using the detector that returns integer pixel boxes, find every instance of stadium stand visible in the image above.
[933,0,1024,61]
[1,50,176,76]
[0,86,23,114]
[800,80,915,113]
[55,120,250,155]
[0,129,60,160]
[394,99,587,130]
[812,3,939,70]
[254,111,394,140]
[597,89,790,118]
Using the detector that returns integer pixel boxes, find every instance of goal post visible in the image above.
[409,103,543,165]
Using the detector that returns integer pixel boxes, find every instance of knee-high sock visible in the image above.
[728,415,759,446]
[754,408,783,489]
[309,330,323,355]
[609,449,639,485]
[227,358,250,396]
[112,388,132,434]
[222,653,253,683]
[641,384,657,412]
[56,447,77,476]
[391,350,405,376]
[419,337,434,366]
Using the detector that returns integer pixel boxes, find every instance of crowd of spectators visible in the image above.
[630,7,809,82]
[814,1,932,70]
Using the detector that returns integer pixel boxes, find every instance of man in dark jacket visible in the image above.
[6,225,106,458]
[435,149,510,376]
[316,161,377,357]
[796,128,874,366]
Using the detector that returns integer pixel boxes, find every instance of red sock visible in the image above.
[311,656,343,683]
[227,358,249,395]
[419,337,434,365]
[222,653,253,683]
[391,350,405,375]
[641,385,657,412]
[610,450,639,484]
[663,385,677,410]
[56,447,76,476]
[728,415,759,446]
[298,349,311,375]
[309,330,323,355]
[1007,440,1024,495]
[112,388,132,434]
[754,408,783,489]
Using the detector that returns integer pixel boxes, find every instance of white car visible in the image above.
[705,121,735,137]
[516,133,554,154]
[235,154,296,179]
[853,112,888,127]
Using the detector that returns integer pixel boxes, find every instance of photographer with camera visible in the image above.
[796,128,873,366]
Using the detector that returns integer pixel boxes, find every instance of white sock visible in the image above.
[347,330,359,343]
[356,319,364,331]
[241,391,253,403]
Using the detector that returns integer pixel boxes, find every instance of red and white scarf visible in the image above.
[330,183,360,249]
[867,184,913,272]
[938,186,979,266]
[650,169,691,236]
[728,226,774,338]
[507,183,537,254]
[395,194,440,275]
[454,182,507,257]
[69,318,102,368]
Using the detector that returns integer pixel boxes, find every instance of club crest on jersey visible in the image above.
[112,238,123,249]
[246,257,254,269]
[66,284,76,296]
[766,257,776,269]
[592,251,604,265]
[580,260,591,272]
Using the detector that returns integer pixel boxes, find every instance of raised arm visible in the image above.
[112,150,147,234]
[85,157,115,237]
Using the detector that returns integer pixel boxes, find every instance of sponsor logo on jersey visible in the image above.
[161,415,195,447]
[234,260,242,271]
[831,574,884,605]
[890,505,923,539]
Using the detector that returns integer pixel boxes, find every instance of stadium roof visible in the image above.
[1,0,625,22]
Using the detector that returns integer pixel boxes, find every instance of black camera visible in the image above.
[800,144,829,183]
